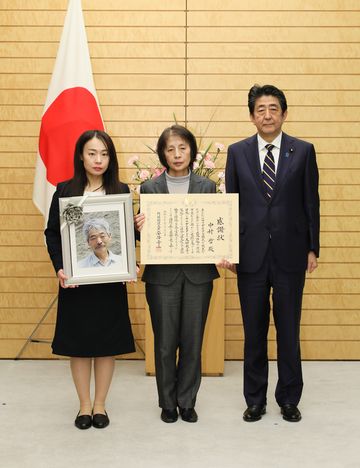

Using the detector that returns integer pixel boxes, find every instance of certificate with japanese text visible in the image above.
[140,194,239,264]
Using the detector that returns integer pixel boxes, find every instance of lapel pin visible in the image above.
[285,148,294,158]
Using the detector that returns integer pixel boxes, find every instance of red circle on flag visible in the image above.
[39,87,104,186]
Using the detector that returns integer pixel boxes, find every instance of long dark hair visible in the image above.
[157,125,198,171]
[67,130,125,195]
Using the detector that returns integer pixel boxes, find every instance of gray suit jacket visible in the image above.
[140,172,220,285]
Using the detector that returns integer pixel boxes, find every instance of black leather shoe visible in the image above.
[74,412,92,430]
[243,405,266,422]
[179,407,198,423]
[161,408,178,423]
[281,404,301,422]
[92,411,110,429]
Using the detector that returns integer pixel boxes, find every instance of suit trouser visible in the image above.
[237,246,306,407]
[145,271,213,409]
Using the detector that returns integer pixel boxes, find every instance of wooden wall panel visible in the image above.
[187,0,360,361]
[0,0,186,359]
[0,0,359,360]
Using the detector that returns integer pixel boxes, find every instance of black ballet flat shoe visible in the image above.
[74,412,92,430]
[92,411,110,429]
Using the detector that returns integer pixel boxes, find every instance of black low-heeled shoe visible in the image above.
[281,404,302,422]
[75,412,92,430]
[243,404,266,422]
[179,407,198,423]
[92,411,110,429]
[161,408,178,423]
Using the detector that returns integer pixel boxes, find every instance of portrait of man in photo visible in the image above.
[77,217,121,268]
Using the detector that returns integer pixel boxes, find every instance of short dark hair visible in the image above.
[157,125,198,171]
[69,129,125,195]
[248,84,287,115]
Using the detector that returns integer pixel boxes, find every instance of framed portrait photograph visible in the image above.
[59,193,136,285]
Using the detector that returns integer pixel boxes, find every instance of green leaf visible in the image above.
[144,143,157,154]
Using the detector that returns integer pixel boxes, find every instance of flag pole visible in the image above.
[26,0,104,360]
[15,296,58,359]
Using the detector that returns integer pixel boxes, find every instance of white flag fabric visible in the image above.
[33,0,104,220]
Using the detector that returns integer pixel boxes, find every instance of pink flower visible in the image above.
[219,183,226,193]
[139,169,150,181]
[204,159,215,169]
[128,155,139,166]
[204,153,212,161]
[215,142,225,151]
[192,161,199,170]
[153,167,165,178]
[196,153,203,161]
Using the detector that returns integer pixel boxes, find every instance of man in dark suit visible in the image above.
[224,85,320,422]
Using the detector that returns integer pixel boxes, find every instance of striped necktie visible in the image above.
[262,144,276,199]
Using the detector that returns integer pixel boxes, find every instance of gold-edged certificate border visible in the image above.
[140,193,239,264]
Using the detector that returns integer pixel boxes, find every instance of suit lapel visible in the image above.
[188,172,201,193]
[154,172,169,193]
[245,135,268,199]
[272,133,295,201]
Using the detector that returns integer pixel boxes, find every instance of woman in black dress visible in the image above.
[45,130,135,430]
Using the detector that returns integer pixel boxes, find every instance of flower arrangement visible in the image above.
[128,136,226,194]
[193,141,226,193]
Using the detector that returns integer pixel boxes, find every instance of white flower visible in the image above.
[219,183,226,193]
[128,155,139,165]
[215,142,225,151]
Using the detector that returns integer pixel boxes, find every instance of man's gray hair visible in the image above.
[83,218,111,241]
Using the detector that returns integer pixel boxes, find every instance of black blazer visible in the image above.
[44,180,130,274]
[225,133,320,273]
[140,172,220,285]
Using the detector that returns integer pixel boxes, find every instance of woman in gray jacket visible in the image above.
[135,125,219,424]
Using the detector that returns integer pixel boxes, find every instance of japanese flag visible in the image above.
[33,0,104,220]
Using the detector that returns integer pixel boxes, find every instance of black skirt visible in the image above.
[52,282,135,357]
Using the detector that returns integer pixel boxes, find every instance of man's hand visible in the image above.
[217,259,237,274]
[307,251,318,274]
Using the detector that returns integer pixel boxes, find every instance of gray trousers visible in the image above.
[146,271,213,409]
